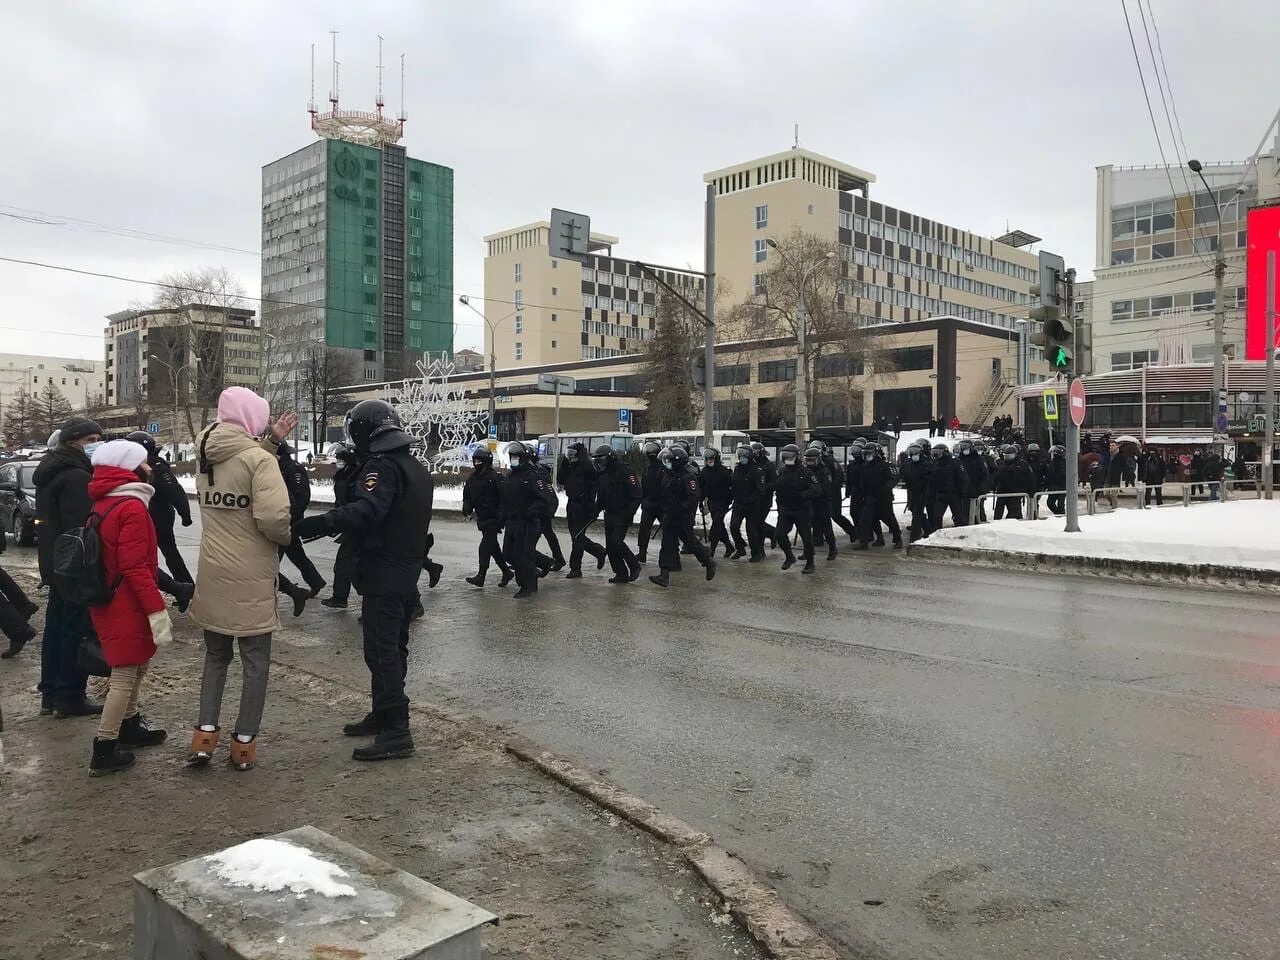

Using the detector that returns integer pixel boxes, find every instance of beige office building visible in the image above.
[482,221,704,370]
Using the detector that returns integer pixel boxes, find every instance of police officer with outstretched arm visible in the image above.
[294,400,428,762]
[321,442,360,608]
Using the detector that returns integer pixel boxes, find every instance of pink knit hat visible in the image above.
[216,386,269,435]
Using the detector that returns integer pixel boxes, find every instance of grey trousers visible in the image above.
[198,631,271,737]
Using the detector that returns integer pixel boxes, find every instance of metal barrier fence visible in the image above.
[968,492,1033,524]
[958,480,1250,525]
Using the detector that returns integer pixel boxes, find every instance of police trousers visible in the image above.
[155,518,192,584]
[707,502,732,553]
[360,594,414,721]
[860,497,901,544]
[776,508,814,563]
[503,520,541,590]
[567,503,606,572]
[730,501,762,556]
[636,503,660,557]
[604,517,637,579]
[658,514,710,572]
[476,524,508,576]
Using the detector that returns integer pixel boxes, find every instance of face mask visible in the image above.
[863,452,875,461]
[1003,453,1016,461]
[593,459,607,473]
[910,453,921,461]
[83,441,103,458]
[737,454,750,465]
[781,455,796,466]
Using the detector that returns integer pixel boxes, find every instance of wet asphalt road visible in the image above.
[53,507,1280,959]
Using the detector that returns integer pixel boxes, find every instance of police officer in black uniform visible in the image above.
[804,445,838,560]
[321,441,360,608]
[729,444,765,561]
[276,441,326,617]
[700,448,734,557]
[649,446,716,588]
[993,443,1036,519]
[559,442,608,578]
[529,448,565,572]
[461,447,513,588]
[1045,444,1068,515]
[956,439,990,526]
[126,431,194,589]
[900,441,934,541]
[750,441,778,551]
[590,444,642,583]
[294,400,428,762]
[774,443,819,572]
[635,440,664,563]
[928,442,969,529]
[852,442,903,550]
[821,441,859,543]
[500,442,556,598]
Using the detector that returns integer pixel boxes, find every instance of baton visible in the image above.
[570,517,597,540]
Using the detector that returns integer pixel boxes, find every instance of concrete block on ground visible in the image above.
[133,824,496,960]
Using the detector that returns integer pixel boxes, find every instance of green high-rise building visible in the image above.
[262,133,453,414]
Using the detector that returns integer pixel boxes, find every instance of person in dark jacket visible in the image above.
[1141,449,1166,506]
[461,446,513,588]
[34,416,104,718]
[648,446,716,587]
[322,442,362,607]
[845,438,883,545]
[125,431,193,585]
[0,564,39,660]
[728,445,765,561]
[992,444,1035,519]
[900,441,933,541]
[1203,451,1225,500]
[803,446,838,561]
[751,441,779,550]
[635,440,664,563]
[530,450,565,572]
[1189,450,1205,496]
[590,445,642,584]
[772,444,819,572]
[499,442,555,598]
[293,400,429,761]
[852,443,902,549]
[956,440,990,526]
[1025,443,1048,493]
[1045,445,1068,514]
[927,443,968,530]
[820,443,858,543]
[699,448,734,558]
[558,442,607,578]
[275,441,325,616]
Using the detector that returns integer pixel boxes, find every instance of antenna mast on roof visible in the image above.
[329,30,339,110]
[399,53,407,123]
[376,35,385,116]
[308,43,317,121]
[793,123,799,149]
[309,34,405,146]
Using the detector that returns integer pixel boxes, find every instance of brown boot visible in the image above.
[186,727,220,767]
[229,736,257,772]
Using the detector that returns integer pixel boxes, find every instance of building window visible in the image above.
[551,286,558,296]
[755,204,768,229]
[714,364,751,387]
[754,239,768,263]
[363,292,376,305]
[1111,248,1134,265]
[514,263,522,283]
[514,342,523,361]
[881,346,934,372]
[551,339,558,349]
[1151,241,1175,260]
[551,313,558,322]
[808,203,816,216]
[758,359,796,383]
[1110,350,1158,372]
[753,273,766,296]
[514,315,524,334]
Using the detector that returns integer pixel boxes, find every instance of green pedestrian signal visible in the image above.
[1053,346,1070,368]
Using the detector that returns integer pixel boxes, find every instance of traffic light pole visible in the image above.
[1064,269,1081,533]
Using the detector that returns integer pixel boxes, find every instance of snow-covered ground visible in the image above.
[922,499,1280,571]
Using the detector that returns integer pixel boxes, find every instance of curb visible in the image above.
[910,541,1280,590]
[270,658,839,960]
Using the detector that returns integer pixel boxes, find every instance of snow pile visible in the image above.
[923,499,1280,571]
[205,838,357,898]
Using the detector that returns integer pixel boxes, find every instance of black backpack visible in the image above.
[52,500,126,607]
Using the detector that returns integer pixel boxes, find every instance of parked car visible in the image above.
[0,459,39,546]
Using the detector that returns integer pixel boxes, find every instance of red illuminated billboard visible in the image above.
[1245,204,1280,359]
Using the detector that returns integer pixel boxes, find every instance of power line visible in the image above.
[1145,0,1190,159]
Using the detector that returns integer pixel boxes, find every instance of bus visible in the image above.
[535,431,636,464]
[630,430,751,462]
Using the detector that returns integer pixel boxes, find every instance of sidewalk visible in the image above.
[0,586,762,960]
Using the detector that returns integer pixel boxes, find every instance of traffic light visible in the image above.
[1029,250,1073,373]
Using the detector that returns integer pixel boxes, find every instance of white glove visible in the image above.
[148,610,173,647]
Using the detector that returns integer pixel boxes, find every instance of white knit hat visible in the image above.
[91,438,147,472]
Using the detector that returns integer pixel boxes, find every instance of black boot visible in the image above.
[851,541,869,551]
[465,574,485,588]
[353,708,414,762]
[172,581,195,613]
[498,568,514,587]
[284,584,308,617]
[410,600,425,621]
[893,537,904,549]
[306,578,327,598]
[343,712,382,737]
[731,547,746,560]
[426,561,443,589]
[118,714,167,748]
[802,560,816,574]
[827,546,838,561]
[549,558,566,572]
[781,556,796,570]
[19,600,38,620]
[648,570,670,588]
[321,596,348,609]
[513,586,537,599]
[564,569,582,579]
[705,558,717,582]
[0,624,34,659]
[89,738,136,777]
[55,698,104,718]
[595,550,607,570]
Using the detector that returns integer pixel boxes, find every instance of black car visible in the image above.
[0,459,39,547]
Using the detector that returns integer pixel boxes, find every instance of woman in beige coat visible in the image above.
[187,387,296,771]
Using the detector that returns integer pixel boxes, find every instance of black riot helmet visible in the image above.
[850,438,867,454]
[779,443,801,465]
[802,446,821,466]
[346,399,408,455]
[908,442,924,461]
[749,440,766,460]
[642,440,662,458]
[471,446,493,469]
[1049,444,1066,460]
[1026,443,1042,457]
[565,441,590,463]
[735,444,753,466]
[957,439,974,456]
[332,441,357,464]
[1001,443,1019,461]
[660,445,688,471]
[703,447,721,465]
[932,443,950,460]
[125,430,157,457]
[862,441,881,461]
[507,440,534,469]
[591,444,615,472]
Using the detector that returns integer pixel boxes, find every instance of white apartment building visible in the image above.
[0,353,104,410]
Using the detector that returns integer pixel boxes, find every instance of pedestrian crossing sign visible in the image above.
[1043,391,1059,421]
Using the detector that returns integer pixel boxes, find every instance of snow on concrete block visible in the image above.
[133,825,496,960]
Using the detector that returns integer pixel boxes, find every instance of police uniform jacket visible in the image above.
[148,455,191,528]
[657,465,701,519]
[929,456,969,499]
[700,463,733,509]
[279,452,311,522]
[641,458,665,508]
[501,464,555,526]
[462,465,504,530]
[730,462,765,507]
[958,452,991,496]
[559,458,597,506]
[774,463,821,513]
[856,457,896,502]
[595,461,642,522]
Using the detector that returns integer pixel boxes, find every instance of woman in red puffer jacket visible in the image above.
[85,440,174,777]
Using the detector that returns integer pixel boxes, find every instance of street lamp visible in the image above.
[459,295,521,441]
[149,353,197,461]
[765,238,836,446]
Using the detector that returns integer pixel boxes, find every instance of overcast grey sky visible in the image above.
[0,0,1275,362]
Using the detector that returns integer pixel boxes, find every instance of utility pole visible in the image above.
[1266,250,1276,499]
[1189,159,1229,453]
[1063,269,1081,534]
[794,298,809,445]
[703,184,716,453]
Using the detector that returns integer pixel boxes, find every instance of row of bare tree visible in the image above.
[639,229,897,431]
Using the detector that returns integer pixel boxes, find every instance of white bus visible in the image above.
[631,430,751,461]
[535,431,636,464]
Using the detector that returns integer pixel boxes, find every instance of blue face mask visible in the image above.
[83,441,103,458]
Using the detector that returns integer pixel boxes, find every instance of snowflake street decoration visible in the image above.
[386,354,487,472]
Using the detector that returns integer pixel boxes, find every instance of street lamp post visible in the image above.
[766,239,835,447]
[150,353,198,461]
[459,295,520,440]
[1188,159,1232,455]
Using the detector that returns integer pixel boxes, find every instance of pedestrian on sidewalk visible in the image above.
[1142,448,1166,506]
[187,387,295,772]
[294,399,429,760]
[34,415,104,718]
[84,440,172,776]
[1204,450,1225,500]
[275,440,326,616]
[0,564,39,659]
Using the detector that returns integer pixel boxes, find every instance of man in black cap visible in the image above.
[33,416,103,717]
